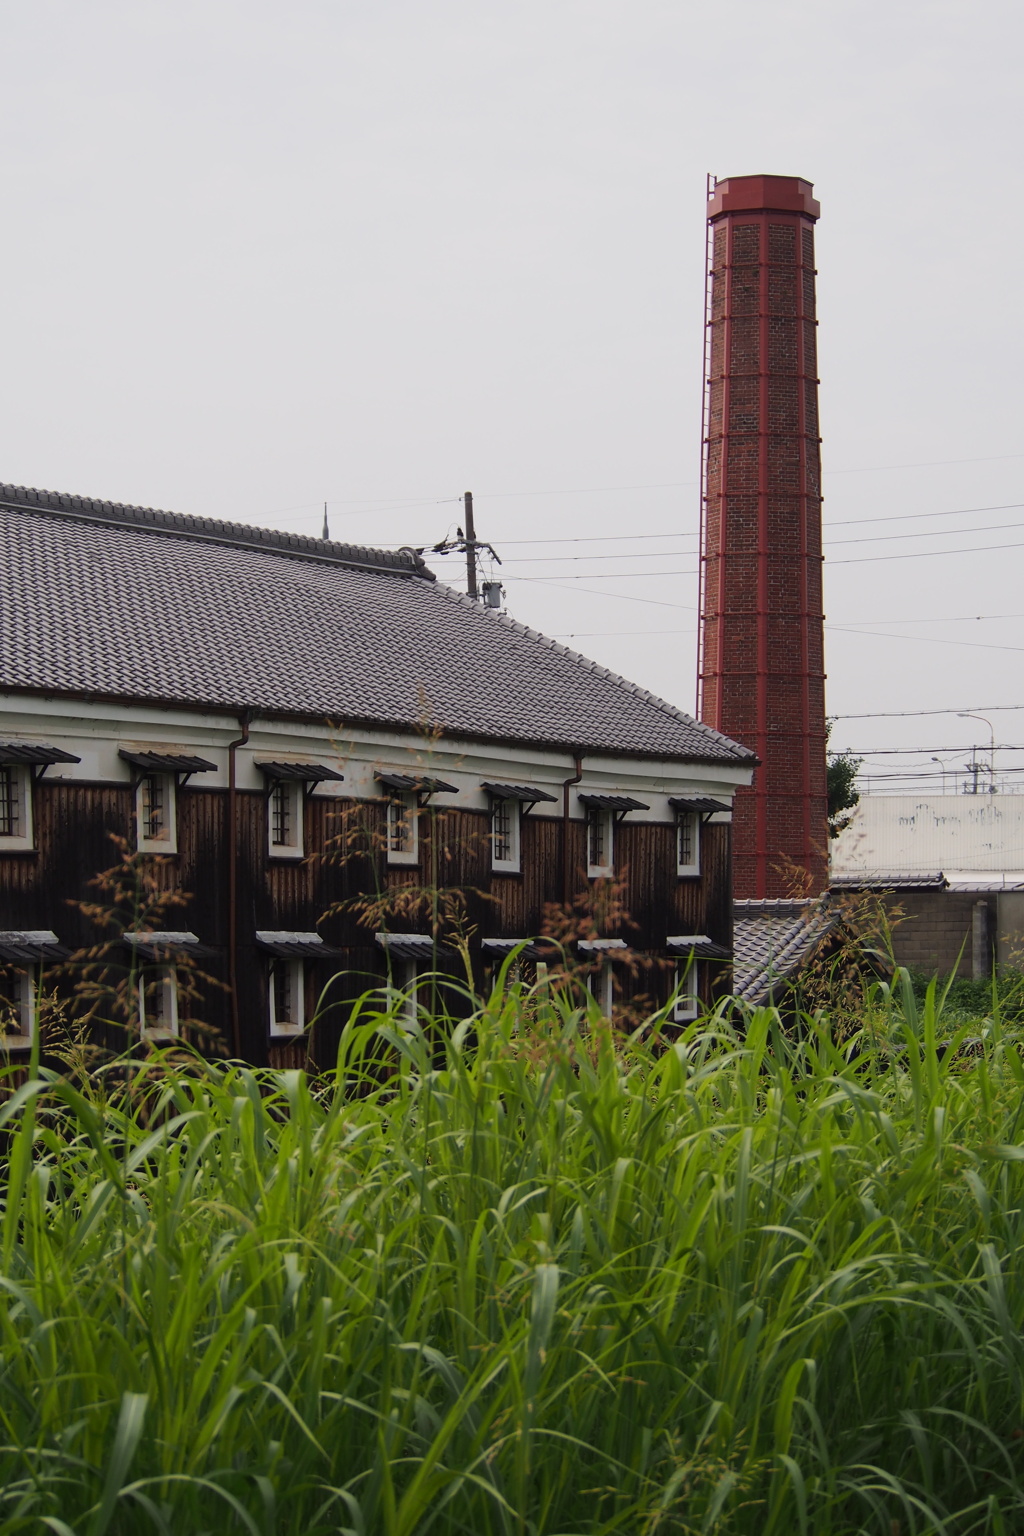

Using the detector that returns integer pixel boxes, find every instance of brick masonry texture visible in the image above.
[699,185,828,899]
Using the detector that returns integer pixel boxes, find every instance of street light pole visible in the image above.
[958,713,996,794]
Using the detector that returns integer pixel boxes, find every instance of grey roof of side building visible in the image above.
[830,871,948,890]
[732,897,841,1006]
[0,483,755,765]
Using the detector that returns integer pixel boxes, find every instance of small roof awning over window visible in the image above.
[255,761,344,783]
[669,797,731,817]
[119,750,217,776]
[375,932,439,962]
[667,934,732,960]
[0,742,80,767]
[481,782,558,804]
[481,937,555,961]
[578,794,649,813]
[122,930,217,958]
[0,930,68,962]
[577,937,629,953]
[255,931,344,959]
[376,772,457,796]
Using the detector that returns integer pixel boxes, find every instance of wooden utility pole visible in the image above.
[463,490,478,599]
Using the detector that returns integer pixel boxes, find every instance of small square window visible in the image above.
[269,779,304,859]
[586,807,614,878]
[269,958,306,1036]
[491,798,521,872]
[136,772,176,853]
[673,962,700,1022]
[139,967,179,1040]
[0,965,36,1050]
[387,792,419,866]
[0,764,34,851]
[677,812,700,877]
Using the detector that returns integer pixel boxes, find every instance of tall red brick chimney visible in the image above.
[697,174,828,898]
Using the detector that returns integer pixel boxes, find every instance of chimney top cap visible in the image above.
[708,175,819,221]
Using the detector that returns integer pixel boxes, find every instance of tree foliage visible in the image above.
[826,717,862,838]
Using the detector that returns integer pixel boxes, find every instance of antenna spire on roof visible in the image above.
[322,502,330,541]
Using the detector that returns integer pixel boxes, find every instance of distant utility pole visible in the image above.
[463,490,478,599]
[429,491,501,602]
[959,711,996,794]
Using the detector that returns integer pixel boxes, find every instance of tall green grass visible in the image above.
[2,973,1024,1534]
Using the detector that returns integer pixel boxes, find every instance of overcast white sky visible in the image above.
[3,1,1022,793]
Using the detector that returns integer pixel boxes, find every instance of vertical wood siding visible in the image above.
[1,784,734,1064]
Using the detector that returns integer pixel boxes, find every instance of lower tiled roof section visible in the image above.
[733,897,840,1006]
[831,872,947,890]
[0,489,755,764]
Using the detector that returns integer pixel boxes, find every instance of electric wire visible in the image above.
[553,613,1024,639]
[486,500,1024,548]
[826,627,1024,656]
[831,706,1024,720]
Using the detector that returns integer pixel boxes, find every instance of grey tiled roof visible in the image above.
[830,872,947,890]
[732,897,839,1005]
[1,485,753,764]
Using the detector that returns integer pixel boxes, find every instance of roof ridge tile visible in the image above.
[0,481,429,579]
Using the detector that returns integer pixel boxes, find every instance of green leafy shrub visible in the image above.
[2,974,1024,1533]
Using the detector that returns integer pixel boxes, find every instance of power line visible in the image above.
[541,617,1024,659]
[500,548,690,565]
[552,628,694,638]
[832,537,1024,566]
[834,612,1024,627]
[827,626,1024,657]
[506,569,697,581]
[257,458,1024,528]
[827,517,1024,549]
[848,742,1024,753]
[511,576,696,611]
[478,480,697,499]
[504,529,1024,575]
[495,530,691,546]
[486,500,1024,547]
[858,767,1024,780]
[456,510,1024,567]
[825,499,1024,529]
[831,706,1024,720]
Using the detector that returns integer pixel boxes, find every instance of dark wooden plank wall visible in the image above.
[1,783,734,1065]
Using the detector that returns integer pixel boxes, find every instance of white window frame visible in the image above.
[673,961,701,1022]
[0,966,36,1051]
[135,771,177,854]
[676,811,700,877]
[268,957,306,1036]
[268,778,305,860]
[0,763,34,852]
[387,791,419,866]
[139,966,180,1040]
[586,806,615,879]
[491,797,521,873]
